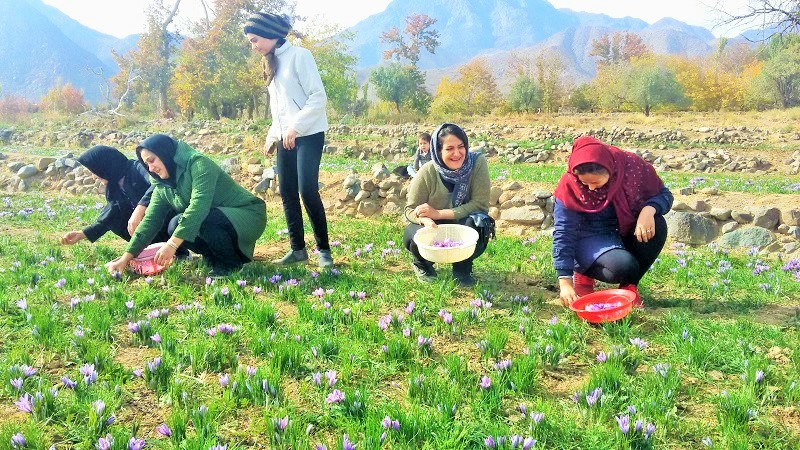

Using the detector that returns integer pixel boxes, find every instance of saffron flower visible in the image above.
[97,434,113,450]
[479,375,492,389]
[10,378,23,391]
[61,376,77,389]
[326,389,345,404]
[615,414,630,434]
[10,433,26,448]
[156,423,172,437]
[15,394,33,414]
[342,434,356,450]
[127,437,145,450]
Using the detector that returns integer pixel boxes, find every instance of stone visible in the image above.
[721,221,739,234]
[17,165,38,179]
[710,208,732,221]
[220,158,240,174]
[731,210,753,224]
[688,200,709,212]
[7,162,25,173]
[371,163,390,180]
[781,208,800,227]
[678,187,694,195]
[778,224,791,234]
[503,181,522,191]
[354,190,371,202]
[753,207,781,229]
[500,206,545,225]
[37,157,56,171]
[784,242,800,254]
[246,164,263,175]
[262,166,276,179]
[247,157,260,165]
[343,173,360,188]
[671,201,690,211]
[665,211,719,245]
[719,227,775,250]
[535,190,552,199]
[357,200,380,217]
[489,186,503,206]
[360,180,376,191]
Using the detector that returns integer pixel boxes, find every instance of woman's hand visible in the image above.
[128,205,147,236]
[559,277,579,307]
[419,217,437,228]
[282,129,298,150]
[413,203,441,220]
[634,205,657,243]
[154,244,176,267]
[60,231,85,245]
[105,253,133,275]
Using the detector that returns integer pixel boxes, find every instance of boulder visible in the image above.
[17,165,39,179]
[731,210,754,224]
[781,208,800,227]
[710,208,732,221]
[500,206,545,226]
[719,227,775,250]
[37,157,56,171]
[753,207,781,229]
[665,211,719,245]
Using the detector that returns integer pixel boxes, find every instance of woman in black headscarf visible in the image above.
[60,145,172,246]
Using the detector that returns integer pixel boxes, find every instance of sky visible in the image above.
[41,0,751,39]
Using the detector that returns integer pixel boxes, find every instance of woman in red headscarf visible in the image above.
[552,136,673,308]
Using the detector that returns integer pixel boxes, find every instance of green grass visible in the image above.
[0,192,799,448]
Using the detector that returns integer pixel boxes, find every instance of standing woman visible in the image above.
[60,145,172,246]
[104,134,267,275]
[404,123,491,287]
[552,136,673,308]
[245,12,333,268]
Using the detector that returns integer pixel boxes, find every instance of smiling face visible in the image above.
[440,135,466,170]
[247,33,278,56]
[139,149,170,179]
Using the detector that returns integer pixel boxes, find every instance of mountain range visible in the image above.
[0,0,765,104]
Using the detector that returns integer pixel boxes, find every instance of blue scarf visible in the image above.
[430,123,477,208]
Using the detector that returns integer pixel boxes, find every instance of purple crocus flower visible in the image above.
[10,433,26,448]
[10,378,23,391]
[519,403,527,416]
[150,333,162,344]
[127,437,145,450]
[156,423,172,437]
[80,364,98,385]
[275,416,289,431]
[325,370,337,387]
[629,338,648,350]
[14,393,33,414]
[484,436,496,448]
[510,435,523,448]
[97,434,113,450]
[314,445,328,450]
[342,434,356,450]
[311,372,322,386]
[132,369,143,378]
[755,370,765,383]
[615,414,630,434]
[479,375,492,389]
[645,423,656,440]
[405,301,415,314]
[219,373,230,387]
[702,436,713,447]
[61,376,77,389]
[326,389,345,404]
[596,352,607,363]
[92,399,106,415]
[634,419,643,433]
[15,299,27,310]
[20,365,37,377]
[127,322,141,333]
[530,412,544,424]
[586,387,602,407]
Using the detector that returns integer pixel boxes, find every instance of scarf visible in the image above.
[136,134,178,187]
[77,145,131,201]
[554,136,664,235]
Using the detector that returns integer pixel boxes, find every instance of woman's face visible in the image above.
[440,134,466,170]
[576,172,609,191]
[247,33,278,56]
[140,149,170,179]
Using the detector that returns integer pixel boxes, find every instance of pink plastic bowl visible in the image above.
[129,242,171,275]
[569,289,636,323]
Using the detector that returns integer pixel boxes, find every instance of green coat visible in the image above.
[127,142,267,259]
[404,153,490,224]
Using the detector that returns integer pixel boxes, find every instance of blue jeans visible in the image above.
[276,132,330,251]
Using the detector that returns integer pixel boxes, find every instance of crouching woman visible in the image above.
[403,123,493,287]
[553,136,673,308]
[104,134,267,275]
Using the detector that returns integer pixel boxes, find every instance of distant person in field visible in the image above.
[553,136,673,308]
[104,134,267,276]
[404,123,493,287]
[245,12,333,268]
[60,145,173,247]
[392,131,432,178]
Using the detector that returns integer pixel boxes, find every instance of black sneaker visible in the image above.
[413,262,436,283]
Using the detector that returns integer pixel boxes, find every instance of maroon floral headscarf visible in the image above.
[554,136,664,235]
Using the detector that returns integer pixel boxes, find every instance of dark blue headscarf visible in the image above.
[136,134,178,187]
[78,145,132,201]
[430,123,477,208]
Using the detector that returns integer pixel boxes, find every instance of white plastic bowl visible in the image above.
[413,224,479,263]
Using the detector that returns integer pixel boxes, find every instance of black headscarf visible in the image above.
[78,146,129,183]
[136,134,178,186]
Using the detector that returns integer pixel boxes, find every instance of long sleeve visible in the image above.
[125,188,173,256]
[644,186,673,216]
[404,170,433,225]
[82,203,114,242]
[288,49,327,136]
[552,199,581,277]
[170,158,220,243]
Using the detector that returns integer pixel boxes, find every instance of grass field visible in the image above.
[1,192,799,450]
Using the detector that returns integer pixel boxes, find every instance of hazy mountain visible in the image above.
[0,0,137,104]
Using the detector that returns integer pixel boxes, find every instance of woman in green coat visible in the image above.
[105,134,267,275]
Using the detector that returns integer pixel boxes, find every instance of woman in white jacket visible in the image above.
[245,12,333,268]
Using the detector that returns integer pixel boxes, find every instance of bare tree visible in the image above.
[716,0,800,38]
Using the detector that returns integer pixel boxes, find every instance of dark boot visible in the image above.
[452,260,476,287]
[413,260,436,283]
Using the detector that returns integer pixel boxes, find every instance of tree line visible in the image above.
[1,0,798,120]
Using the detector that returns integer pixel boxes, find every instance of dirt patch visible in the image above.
[116,381,167,438]
[114,346,160,369]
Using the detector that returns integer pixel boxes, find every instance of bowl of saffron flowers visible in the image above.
[129,242,172,275]
[569,289,636,323]
[413,224,479,263]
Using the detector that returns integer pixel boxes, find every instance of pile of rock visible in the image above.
[633,149,773,174]
[496,142,561,164]
[666,203,800,254]
[2,154,105,194]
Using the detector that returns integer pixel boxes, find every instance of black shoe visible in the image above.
[454,272,477,287]
[413,261,436,283]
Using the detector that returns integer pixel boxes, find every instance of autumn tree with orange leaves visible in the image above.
[380,14,440,67]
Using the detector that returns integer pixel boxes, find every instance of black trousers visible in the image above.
[168,208,246,270]
[276,132,330,252]
[584,214,668,285]
[403,216,488,275]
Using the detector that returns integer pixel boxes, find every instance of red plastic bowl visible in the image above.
[129,242,171,275]
[569,289,636,323]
